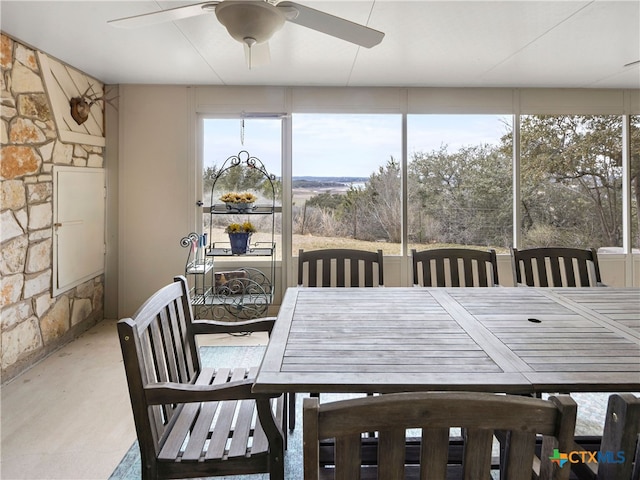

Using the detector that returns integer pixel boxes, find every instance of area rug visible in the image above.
[109,345,304,480]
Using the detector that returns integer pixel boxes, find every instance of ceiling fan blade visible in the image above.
[244,41,271,69]
[108,2,220,28]
[277,1,384,48]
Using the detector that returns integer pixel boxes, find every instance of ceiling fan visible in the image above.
[109,0,385,68]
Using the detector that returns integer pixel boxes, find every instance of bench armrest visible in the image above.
[144,379,280,405]
[191,317,276,336]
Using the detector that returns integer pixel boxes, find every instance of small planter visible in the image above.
[229,232,252,254]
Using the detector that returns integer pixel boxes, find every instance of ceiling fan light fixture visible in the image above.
[215,1,285,45]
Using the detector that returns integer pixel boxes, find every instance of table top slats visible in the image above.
[253,287,640,395]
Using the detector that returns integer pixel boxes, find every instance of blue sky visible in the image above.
[203,114,511,178]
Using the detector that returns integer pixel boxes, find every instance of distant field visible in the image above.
[207,227,504,261]
[207,180,506,260]
[291,178,365,204]
[292,185,351,204]
[291,235,506,255]
[207,229,398,260]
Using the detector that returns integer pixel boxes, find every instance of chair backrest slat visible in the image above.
[166,299,191,381]
[378,429,406,478]
[421,427,449,478]
[511,247,603,287]
[552,257,565,286]
[158,308,180,382]
[437,257,450,286]
[298,248,384,287]
[412,248,499,287]
[324,257,335,286]
[503,431,538,480]
[462,257,476,287]
[463,428,493,478]
[335,434,361,480]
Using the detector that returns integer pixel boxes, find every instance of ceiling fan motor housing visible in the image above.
[215,1,286,45]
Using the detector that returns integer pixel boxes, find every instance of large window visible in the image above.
[199,110,638,274]
[201,117,282,258]
[407,114,513,252]
[292,114,402,255]
[519,115,623,250]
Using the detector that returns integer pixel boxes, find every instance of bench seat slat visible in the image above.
[157,404,198,461]
[206,368,248,460]
[229,367,259,457]
[157,367,220,460]
[180,367,229,461]
[157,367,272,463]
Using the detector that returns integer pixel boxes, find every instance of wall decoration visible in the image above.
[37,52,106,146]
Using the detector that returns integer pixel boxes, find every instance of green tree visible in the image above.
[408,145,512,247]
[337,185,367,239]
[512,115,628,248]
[307,192,344,210]
[203,165,220,197]
[206,163,280,203]
[214,164,267,192]
[361,157,402,243]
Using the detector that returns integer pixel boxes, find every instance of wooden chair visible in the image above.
[291,248,384,430]
[303,391,577,480]
[118,276,285,480]
[298,248,384,287]
[411,248,499,287]
[510,247,604,287]
[572,393,640,480]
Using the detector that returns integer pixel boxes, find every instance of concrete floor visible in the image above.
[0,319,268,480]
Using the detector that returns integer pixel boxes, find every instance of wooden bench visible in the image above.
[118,276,284,480]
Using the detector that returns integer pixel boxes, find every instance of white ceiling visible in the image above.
[1,0,639,88]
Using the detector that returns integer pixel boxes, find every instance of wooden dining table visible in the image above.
[253,287,640,396]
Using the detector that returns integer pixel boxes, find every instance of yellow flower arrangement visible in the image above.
[219,192,257,204]
[225,221,256,234]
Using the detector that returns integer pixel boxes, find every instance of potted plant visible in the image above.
[225,221,256,254]
[220,192,257,212]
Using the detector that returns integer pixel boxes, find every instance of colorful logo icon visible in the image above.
[549,449,569,467]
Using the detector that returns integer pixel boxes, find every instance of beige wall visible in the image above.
[117,85,192,316]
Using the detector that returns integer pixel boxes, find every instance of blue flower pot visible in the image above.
[229,232,251,254]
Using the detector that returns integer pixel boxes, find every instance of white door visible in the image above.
[53,166,105,295]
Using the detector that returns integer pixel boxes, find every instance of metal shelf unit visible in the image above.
[182,151,276,320]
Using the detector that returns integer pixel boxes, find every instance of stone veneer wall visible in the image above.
[1,34,104,383]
